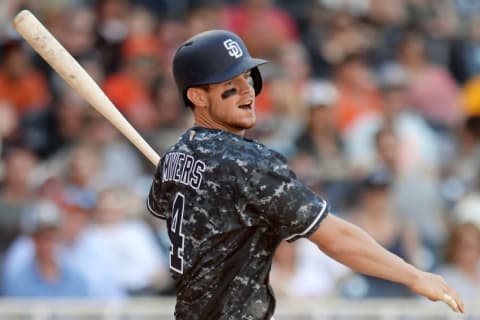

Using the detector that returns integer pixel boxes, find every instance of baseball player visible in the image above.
[147,30,464,319]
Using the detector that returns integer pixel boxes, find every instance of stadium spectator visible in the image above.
[450,156,480,229]
[449,17,480,84]
[0,147,37,204]
[302,9,374,77]
[56,6,97,60]
[102,34,161,132]
[3,202,125,298]
[440,115,480,209]
[271,239,349,298]
[332,52,382,135]
[396,30,462,130]
[95,0,132,73]
[373,126,446,269]
[342,170,421,298]
[0,101,18,153]
[2,201,89,297]
[82,110,145,190]
[184,1,226,37]
[0,147,37,269]
[50,88,89,151]
[251,63,305,156]
[61,143,101,209]
[345,63,440,176]
[436,223,480,299]
[224,0,299,58]
[82,187,167,294]
[0,39,50,117]
[291,79,352,211]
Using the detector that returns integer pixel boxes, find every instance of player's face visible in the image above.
[203,71,256,135]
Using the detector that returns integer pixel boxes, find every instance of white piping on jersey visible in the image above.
[147,196,166,219]
[284,199,327,241]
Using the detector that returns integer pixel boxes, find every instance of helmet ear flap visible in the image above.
[251,67,263,96]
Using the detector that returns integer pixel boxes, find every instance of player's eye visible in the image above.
[221,88,238,99]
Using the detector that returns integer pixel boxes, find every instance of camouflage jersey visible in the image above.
[147,127,329,320]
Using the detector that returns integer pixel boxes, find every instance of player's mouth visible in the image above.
[238,101,253,110]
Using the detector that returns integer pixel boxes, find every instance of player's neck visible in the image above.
[193,116,245,137]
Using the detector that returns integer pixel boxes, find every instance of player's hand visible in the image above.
[408,270,465,313]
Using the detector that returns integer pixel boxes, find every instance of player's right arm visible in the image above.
[309,214,465,313]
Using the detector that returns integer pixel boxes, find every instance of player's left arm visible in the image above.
[309,214,465,313]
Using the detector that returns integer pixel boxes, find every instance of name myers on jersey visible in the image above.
[162,152,206,189]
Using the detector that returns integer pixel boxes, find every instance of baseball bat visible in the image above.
[13,10,161,166]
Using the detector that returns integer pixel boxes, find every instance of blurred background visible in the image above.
[0,0,480,318]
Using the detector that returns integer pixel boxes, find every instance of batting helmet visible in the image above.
[172,30,268,107]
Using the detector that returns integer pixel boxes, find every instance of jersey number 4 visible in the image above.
[169,192,185,274]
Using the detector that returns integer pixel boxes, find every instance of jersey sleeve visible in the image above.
[237,158,329,242]
[147,168,167,220]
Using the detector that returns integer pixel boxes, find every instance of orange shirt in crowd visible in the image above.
[334,86,383,135]
[102,73,159,131]
[0,71,50,115]
[103,73,152,114]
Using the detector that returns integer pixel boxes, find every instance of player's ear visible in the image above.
[187,87,208,108]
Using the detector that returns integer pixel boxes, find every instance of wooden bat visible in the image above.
[13,10,161,166]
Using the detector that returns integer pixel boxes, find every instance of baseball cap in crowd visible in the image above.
[452,194,480,230]
[362,170,392,190]
[303,80,339,108]
[20,200,63,235]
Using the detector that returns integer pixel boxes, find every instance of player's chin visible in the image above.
[232,118,256,131]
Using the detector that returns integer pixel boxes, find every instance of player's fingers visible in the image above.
[458,299,466,314]
[451,290,465,313]
[443,286,465,314]
[443,294,458,312]
[442,293,460,313]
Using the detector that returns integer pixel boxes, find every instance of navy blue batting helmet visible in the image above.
[172,30,268,107]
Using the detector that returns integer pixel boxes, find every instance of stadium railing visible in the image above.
[0,298,477,319]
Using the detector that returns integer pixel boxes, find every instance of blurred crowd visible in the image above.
[0,0,480,301]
